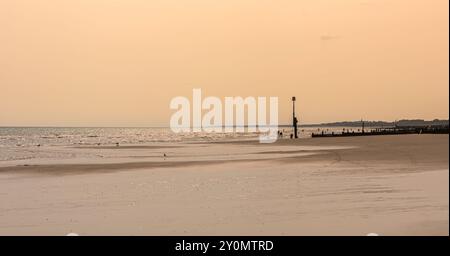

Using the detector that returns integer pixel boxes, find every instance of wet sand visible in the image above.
[0,134,448,235]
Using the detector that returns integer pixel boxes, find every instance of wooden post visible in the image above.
[292,97,298,139]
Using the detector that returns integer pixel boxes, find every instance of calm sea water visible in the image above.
[0,126,355,147]
[0,127,261,147]
[0,126,351,162]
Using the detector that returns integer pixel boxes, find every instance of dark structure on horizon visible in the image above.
[311,125,449,137]
[295,119,449,128]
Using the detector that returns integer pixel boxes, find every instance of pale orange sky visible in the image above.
[0,0,448,126]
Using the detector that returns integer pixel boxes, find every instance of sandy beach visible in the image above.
[0,134,448,236]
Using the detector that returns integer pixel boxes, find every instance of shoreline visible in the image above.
[1,134,447,175]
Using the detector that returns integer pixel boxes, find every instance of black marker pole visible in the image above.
[292,97,298,139]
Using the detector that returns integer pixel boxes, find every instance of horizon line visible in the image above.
[0,119,448,129]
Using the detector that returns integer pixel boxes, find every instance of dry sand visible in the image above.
[0,134,448,235]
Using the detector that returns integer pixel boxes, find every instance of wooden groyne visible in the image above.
[311,125,449,138]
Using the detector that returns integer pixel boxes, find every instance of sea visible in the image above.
[0,126,353,162]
